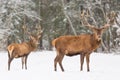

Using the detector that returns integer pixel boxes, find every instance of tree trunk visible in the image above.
[61,0,77,35]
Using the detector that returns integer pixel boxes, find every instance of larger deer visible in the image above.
[52,11,116,72]
[7,25,42,70]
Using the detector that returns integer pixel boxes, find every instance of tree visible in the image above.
[0,0,40,50]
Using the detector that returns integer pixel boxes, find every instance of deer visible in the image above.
[7,25,42,71]
[52,10,116,72]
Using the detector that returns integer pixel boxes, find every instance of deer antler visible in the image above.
[35,24,43,36]
[22,25,31,36]
[80,9,94,29]
[102,11,117,28]
[106,11,117,25]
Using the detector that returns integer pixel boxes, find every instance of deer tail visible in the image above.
[52,38,57,47]
[7,45,14,58]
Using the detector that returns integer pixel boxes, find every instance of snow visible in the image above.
[0,51,120,80]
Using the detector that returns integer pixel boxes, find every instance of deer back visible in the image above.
[54,35,94,53]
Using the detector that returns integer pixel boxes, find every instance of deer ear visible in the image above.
[30,36,35,40]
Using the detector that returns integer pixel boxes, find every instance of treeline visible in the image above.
[0,0,120,53]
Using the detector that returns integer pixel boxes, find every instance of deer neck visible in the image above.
[27,40,37,51]
[91,34,101,50]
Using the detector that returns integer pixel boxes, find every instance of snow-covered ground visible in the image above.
[0,51,120,80]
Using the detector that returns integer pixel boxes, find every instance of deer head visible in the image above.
[80,10,115,41]
[22,24,43,44]
[91,24,110,41]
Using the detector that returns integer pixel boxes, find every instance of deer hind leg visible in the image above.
[54,55,59,71]
[8,51,14,71]
[58,54,64,72]
[80,54,85,71]
[85,54,90,72]
[8,57,13,71]
[54,50,61,71]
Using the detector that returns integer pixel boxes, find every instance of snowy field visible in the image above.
[0,51,120,80]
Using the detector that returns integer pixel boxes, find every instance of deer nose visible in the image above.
[98,35,101,38]
[97,33,101,37]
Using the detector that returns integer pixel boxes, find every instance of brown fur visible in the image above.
[52,27,109,72]
[7,35,41,70]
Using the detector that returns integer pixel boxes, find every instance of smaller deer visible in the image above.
[7,26,42,70]
[52,11,115,72]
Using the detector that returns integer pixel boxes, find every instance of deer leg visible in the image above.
[54,55,59,71]
[58,54,64,72]
[86,54,90,72]
[8,58,13,71]
[8,51,10,58]
[25,55,28,70]
[80,54,85,71]
[21,57,25,69]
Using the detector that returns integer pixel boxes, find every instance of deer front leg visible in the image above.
[25,55,28,70]
[21,57,25,69]
[85,54,90,72]
[80,54,85,71]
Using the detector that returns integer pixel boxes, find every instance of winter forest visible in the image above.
[0,0,120,80]
[0,0,119,53]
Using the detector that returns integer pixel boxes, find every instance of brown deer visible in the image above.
[52,11,115,72]
[7,26,42,70]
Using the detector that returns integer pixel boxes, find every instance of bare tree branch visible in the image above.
[61,0,77,35]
